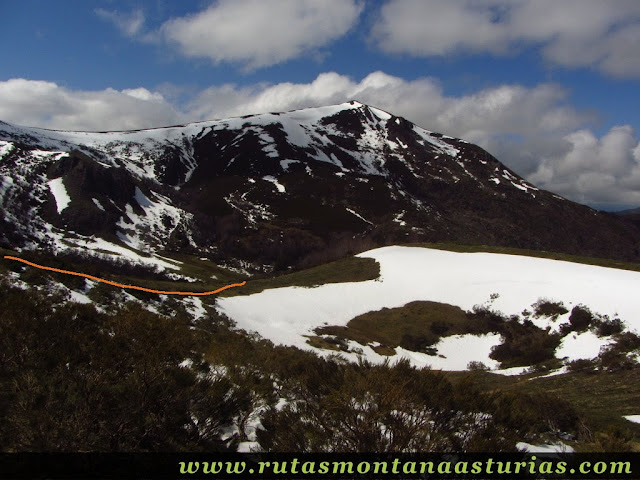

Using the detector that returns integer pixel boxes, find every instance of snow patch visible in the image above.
[346,207,373,225]
[47,178,71,213]
[68,290,92,304]
[395,334,502,371]
[556,331,613,362]
[493,366,530,376]
[258,133,278,158]
[369,106,392,121]
[92,198,105,211]
[413,126,459,157]
[0,175,14,205]
[393,211,407,226]
[0,140,14,159]
[280,159,299,171]
[537,366,569,378]
[262,175,285,193]
[517,442,575,453]
[66,235,180,271]
[182,297,207,320]
[114,187,186,252]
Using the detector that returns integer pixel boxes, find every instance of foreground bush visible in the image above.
[0,283,244,451]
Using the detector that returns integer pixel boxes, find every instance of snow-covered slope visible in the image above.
[217,246,640,371]
[1,102,639,272]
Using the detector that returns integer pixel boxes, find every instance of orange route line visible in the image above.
[3,256,246,296]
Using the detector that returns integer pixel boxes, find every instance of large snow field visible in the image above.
[217,246,640,370]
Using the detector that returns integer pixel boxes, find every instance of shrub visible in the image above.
[430,320,450,335]
[612,331,640,352]
[467,361,490,371]
[568,305,593,332]
[532,299,569,319]
[598,350,637,372]
[595,317,625,337]
[0,285,244,452]
[490,391,580,437]
[399,333,437,352]
[566,358,597,373]
[595,332,640,372]
[258,360,519,452]
[490,319,561,368]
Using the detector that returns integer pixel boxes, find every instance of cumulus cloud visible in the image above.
[1,74,638,208]
[0,79,183,131]
[528,126,640,207]
[371,0,640,78]
[159,0,363,70]
[95,8,145,37]
[185,71,592,147]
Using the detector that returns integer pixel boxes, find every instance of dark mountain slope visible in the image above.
[0,102,638,271]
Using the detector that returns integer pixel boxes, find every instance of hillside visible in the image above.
[2,242,640,452]
[2,103,640,453]
[1,102,639,275]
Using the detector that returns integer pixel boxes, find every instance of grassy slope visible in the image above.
[444,369,640,450]
[219,256,380,296]
[0,246,380,298]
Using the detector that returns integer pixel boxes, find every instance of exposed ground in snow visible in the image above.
[217,246,640,371]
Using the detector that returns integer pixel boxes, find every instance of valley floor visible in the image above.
[218,245,640,371]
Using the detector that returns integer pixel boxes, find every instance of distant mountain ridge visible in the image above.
[1,101,639,271]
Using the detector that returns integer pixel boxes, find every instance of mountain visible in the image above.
[2,102,640,453]
[616,207,640,231]
[1,101,639,273]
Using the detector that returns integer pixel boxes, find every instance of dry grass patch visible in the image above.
[315,301,493,354]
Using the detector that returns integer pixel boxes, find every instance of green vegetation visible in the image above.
[445,369,640,451]
[220,255,380,296]
[2,243,640,452]
[315,301,488,354]
[490,316,562,368]
[0,279,595,453]
[0,247,379,301]
[567,305,594,332]
[87,252,379,299]
[311,294,640,376]
[312,301,562,368]
[532,299,569,319]
[0,281,243,451]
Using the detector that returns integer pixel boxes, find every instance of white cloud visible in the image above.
[95,8,145,37]
[0,79,182,131]
[371,0,640,78]
[185,71,591,146]
[528,126,640,207]
[0,74,638,208]
[159,0,363,70]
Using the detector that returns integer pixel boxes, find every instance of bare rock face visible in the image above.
[1,101,639,270]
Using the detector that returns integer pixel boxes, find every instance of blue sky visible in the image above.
[1,0,639,209]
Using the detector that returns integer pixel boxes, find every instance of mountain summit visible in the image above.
[1,101,638,271]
